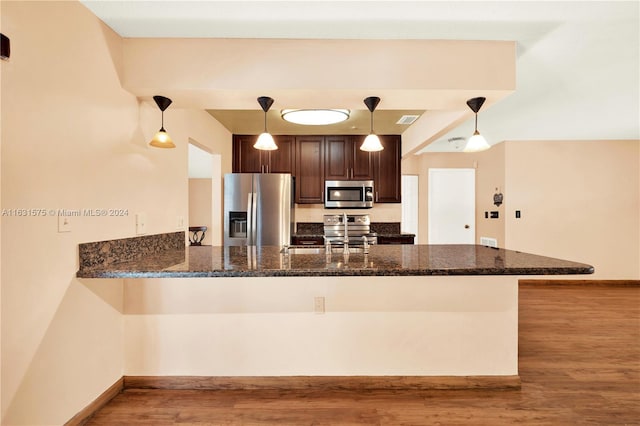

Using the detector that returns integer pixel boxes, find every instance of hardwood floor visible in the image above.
[86,284,640,425]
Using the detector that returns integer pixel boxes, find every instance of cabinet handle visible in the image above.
[376,191,379,202]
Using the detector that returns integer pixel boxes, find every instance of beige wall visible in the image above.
[504,140,640,280]
[0,2,230,424]
[189,178,213,246]
[121,37,515,155]
[408,140,640,280]
[294,203,401,226]
[405,145,506,246]
[123,275,518,377]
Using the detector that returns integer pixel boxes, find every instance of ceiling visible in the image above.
[80,1,639,153]
[207,109,425,135]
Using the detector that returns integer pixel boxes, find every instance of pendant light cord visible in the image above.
[370,110,374,133]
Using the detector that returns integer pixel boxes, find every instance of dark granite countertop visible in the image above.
[76,244,594,279]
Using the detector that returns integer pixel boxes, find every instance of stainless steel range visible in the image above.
[323,214,377,245]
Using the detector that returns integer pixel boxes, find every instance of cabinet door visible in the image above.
[232,135,263,173]
[351,136,374,180]
[324,136,350,180]
[295,136,325,203]
[268,135,295,174]
[374,135,402,203]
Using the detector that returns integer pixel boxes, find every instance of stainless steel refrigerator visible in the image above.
[224,173,294,246]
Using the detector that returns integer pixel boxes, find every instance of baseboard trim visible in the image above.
[123,375,521,391]
[65,377,123,426]
[519,279,639,287]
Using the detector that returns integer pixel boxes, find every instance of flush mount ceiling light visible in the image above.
[360,96,384,152]
[254,96,278,151]
[281,109,350,126]
[149,95,175,148]
[463,96,491,153]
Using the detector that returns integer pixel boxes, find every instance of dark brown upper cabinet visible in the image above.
[232,134,400,204]
[294,136,325,204]
[232,135,295,174]
[324,135,373,180]
[373,135,402,203]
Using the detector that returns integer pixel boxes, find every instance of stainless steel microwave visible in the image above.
[324,180,374,209]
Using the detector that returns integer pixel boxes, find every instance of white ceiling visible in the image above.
[80,0,639,153]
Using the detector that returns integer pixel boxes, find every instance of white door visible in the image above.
[428,168,475,244]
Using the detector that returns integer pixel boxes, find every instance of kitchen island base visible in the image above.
[122,275,518,378]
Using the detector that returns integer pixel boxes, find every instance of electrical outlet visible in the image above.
[58,215,71,233]
[314,297,325,314]
[136,212,147,235]
[176,215,185,230]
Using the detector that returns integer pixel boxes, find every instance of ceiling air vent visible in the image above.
[396,115,419,125]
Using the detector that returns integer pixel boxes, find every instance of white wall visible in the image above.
[189,178,213,246]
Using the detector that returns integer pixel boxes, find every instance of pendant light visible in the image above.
[149,95,175,148]
[254,96,278,151]
[360,96,384,152]
[463,96,491,152]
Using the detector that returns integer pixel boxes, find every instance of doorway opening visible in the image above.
[188,141,221,245]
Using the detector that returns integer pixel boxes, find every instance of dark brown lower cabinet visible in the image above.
[377,235,415,245]
[291,236,324,246]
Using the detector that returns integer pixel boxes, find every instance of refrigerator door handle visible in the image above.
[251,191,258,245]
[247,192,254,245]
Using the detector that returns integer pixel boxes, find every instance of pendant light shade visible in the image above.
[254,96,278,151]
[149,95,175,149]
[360,96,384,152]
[463,97,490,153]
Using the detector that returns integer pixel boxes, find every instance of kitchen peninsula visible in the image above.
[77,233,593,385]
[78,242,593,279]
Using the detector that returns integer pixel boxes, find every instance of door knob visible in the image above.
[464,224,470,229]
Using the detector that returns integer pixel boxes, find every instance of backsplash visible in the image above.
[371,222,401,234]
[296,222,402,235]
[79,231,185,270]
[294,203,401,223]
[296,222,324,235]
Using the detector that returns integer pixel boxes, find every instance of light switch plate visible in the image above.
[136,212,147,235]
[58,215,71,233]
